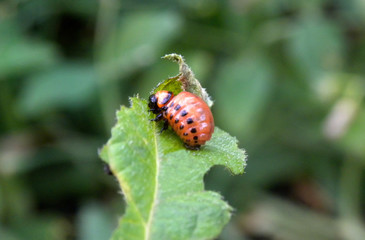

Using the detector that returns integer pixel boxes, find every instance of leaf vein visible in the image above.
[144,120,160,240]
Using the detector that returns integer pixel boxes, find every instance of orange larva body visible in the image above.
[164,92,214,147]
[148,91,214,149]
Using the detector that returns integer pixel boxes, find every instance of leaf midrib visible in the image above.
[144,120,160,240]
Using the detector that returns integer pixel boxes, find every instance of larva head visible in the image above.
[148,90,174,114]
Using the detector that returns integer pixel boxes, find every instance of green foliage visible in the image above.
[17,64,97,117]
[97,11,182,81]
[77,202,115,240]
[0,20,58,79]
[288,15,344,80]
[213,54,273,138]
[100,63,246,239]
[152,75,183,95]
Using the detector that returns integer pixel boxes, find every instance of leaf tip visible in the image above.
[161,53,185,63]
[162,53,214,107]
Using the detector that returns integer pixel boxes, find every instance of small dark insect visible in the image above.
[103,163,113,176]
[148,91,214,149]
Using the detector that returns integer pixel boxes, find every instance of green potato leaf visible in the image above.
[100,55,246,240]
[152,75,183,96]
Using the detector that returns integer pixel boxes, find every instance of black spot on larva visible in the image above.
[170,102,175,108]
[193,136,198,140]
[194,140,198,144]
[183,132,188,136]
[191,128,197,133]
[181,110,188,117]
[186,139,190,142]
[180,124,184,129]
[161,92,173,105]
[174,104,181,110]
[169,114,173,120]
[175,118,179,123]
[187,118,193,124]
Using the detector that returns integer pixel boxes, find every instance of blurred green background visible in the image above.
[1,0,365,239]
